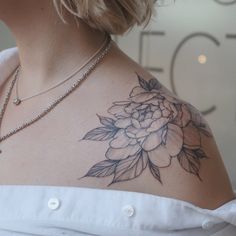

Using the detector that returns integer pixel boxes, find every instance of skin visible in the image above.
[0,0,235,209]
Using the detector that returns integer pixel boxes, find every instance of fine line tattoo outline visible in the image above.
[78,73,212,186]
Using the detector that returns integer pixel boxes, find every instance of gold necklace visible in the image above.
[0,34,112,154]
[13,34,109,105]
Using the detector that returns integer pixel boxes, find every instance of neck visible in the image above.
[0,0,106,95]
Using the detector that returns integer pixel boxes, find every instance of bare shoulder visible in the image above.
[79,47,235,209]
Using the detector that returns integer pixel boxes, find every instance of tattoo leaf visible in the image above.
[96,114,116,127]
[136,73,162,91]
[177,148,202,180]
[149,78,162,91]
[80,159,118,178]
[109,150,148,185]
[148,159,162,184]
[136,73,151,91]
[194,149,208,159]
[185,103,212,138]
[82,126,118,141]
[198,124,212,137]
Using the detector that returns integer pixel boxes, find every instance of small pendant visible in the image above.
[13,98,21,105]
[0,149,2,154]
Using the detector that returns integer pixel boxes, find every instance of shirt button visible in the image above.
[48,197,61,210]
[202,220,215,229]
[122,204,135,217]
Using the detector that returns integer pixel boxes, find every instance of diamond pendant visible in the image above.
[13,98,21,105]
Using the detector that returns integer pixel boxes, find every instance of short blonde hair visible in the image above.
[52,0,155,35]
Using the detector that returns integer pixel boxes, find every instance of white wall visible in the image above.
[0,0,236,186]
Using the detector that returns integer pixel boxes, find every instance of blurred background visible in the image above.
[0,0,236,186]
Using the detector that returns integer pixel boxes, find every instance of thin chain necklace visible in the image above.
[13,35,109,106]
[0,34,112,154]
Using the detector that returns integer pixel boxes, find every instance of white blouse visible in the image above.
[0,47,236,236]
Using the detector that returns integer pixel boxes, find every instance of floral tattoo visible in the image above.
[78,73,212,186]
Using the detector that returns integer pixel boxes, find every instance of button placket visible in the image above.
[202,220,215,230]
[122,204,135,217]
[48,197,61,210]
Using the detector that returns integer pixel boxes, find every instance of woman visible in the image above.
[0,0,236,235]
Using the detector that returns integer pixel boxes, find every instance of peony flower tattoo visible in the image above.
[79,73,212,186]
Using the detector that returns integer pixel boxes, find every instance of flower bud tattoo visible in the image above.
[78,73,212,186]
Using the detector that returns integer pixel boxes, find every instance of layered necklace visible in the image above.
[0,33,112,154]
